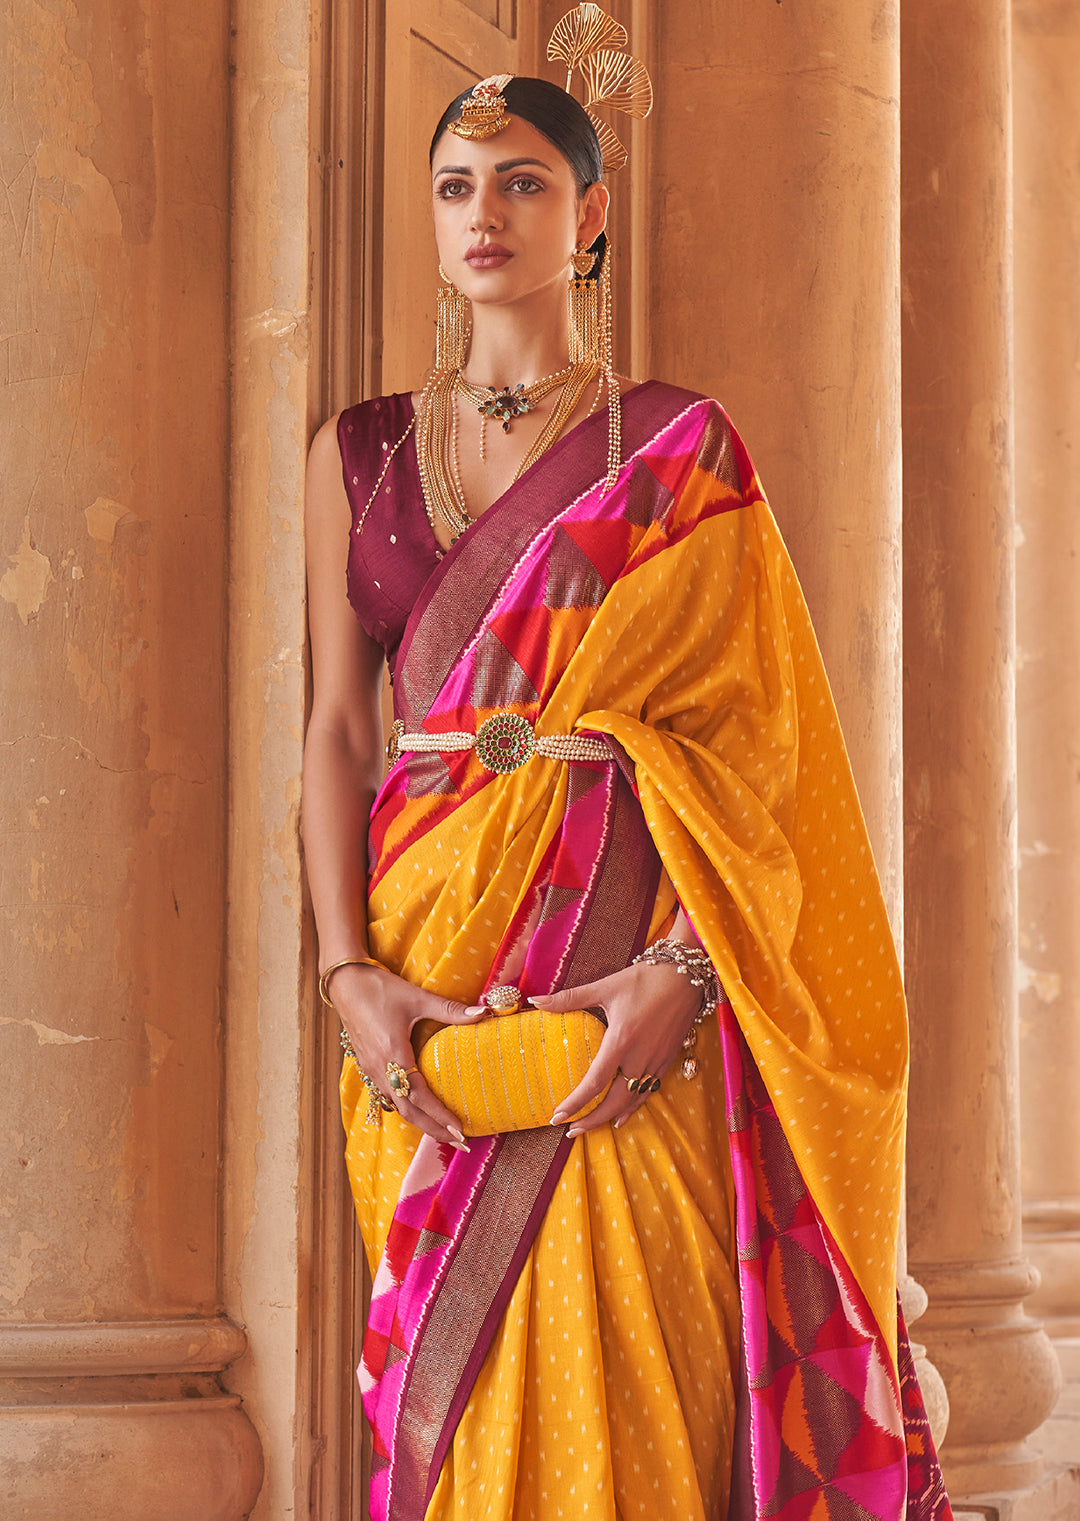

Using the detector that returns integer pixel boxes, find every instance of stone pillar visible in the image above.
[1014,0,1080,1468]
[647,0,946,1437]
[649,0,904,906]
[901,0,1064,1503]
[221,0,324,1515]
[0,1,261,1515]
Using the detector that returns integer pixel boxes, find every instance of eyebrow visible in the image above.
[433,157,554,177]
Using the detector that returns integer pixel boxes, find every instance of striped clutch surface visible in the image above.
[418,1008,611,1136]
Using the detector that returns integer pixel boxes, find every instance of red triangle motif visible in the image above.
[641,446,698,496]
[560,516,637,587]
[490,602,565,691]
[383,1217,421,1285]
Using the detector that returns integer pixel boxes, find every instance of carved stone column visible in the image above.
[0,0,261,1514]
[901,0,1065,1502]
[1014,0,1080,1468]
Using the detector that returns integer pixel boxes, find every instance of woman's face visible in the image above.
[430,114,608,309]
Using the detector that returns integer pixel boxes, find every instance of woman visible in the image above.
[303,61,952,1521]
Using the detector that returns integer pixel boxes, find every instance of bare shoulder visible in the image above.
[309,410,344,465]
[306,412,349,541]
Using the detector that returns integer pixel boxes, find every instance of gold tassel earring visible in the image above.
[568,245,600,367]
[435,265,471,373]
[568,242,621,490]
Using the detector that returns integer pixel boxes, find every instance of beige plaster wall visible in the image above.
[1,0,260,1511]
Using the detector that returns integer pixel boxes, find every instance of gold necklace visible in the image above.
[455,364,577,435]
[416,360,600,544]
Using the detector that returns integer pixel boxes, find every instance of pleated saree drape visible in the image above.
[340,382,952,1520]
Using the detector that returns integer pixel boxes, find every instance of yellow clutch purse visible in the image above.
[417,1003,611,1137]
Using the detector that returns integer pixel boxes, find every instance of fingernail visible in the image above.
[566,1127,582,1139]
[449,1126,467,1143]
[550,1111,567,1126]
[454,1140,471,1153]
[614,1115,626,1129]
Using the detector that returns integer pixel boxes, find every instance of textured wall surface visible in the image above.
[0,0,260,1512]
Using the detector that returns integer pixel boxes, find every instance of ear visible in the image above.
[577,181,610,247]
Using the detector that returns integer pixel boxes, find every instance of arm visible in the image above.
[303,415,477,1149]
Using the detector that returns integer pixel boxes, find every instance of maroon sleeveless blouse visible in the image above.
[338,394,440,675]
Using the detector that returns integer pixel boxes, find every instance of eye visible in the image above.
[507,175,542,194]
[436,178,470,199]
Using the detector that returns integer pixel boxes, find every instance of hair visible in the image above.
[429,76,608,278]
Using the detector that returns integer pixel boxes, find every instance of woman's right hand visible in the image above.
[329,963,486,1151]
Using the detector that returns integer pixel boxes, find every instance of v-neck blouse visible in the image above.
[338,394,437,675]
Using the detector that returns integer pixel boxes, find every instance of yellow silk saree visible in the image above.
[339,382,952,1520]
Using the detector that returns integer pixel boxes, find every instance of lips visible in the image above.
[465,243,513,269]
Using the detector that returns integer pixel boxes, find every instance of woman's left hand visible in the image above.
[528,959,703,1136]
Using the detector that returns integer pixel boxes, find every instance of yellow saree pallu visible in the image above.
[341,382,952,1521]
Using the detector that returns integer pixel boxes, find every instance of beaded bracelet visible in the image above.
[630,938,723,1082]
[339,1029,396,1126]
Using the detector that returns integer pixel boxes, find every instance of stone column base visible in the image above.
[0,1397,264,1520]
[915,1260,1063,1495]
[1033,1337,1080,1468]
[950,1463,1080,1520]
[0,1319,263,1520]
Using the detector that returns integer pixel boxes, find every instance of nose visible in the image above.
[469,181,504,234]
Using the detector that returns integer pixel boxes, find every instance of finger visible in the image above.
[527,981,606,1016]
[395,1079,472,1151]
[549,1035,622,1125]
[565,1074,642,1136]
[414,996,490,1028]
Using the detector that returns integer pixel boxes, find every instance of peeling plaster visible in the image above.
[145,1023,173,1077]
[0,1016,100,1046]
[1017,962,1063,1004]
[1,518,54,624]
[0,1231,50,1307]
[65,640,111,710]
[84,496,133,545]
[249,307,305,339]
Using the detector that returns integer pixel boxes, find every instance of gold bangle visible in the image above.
[318,955,381,1009]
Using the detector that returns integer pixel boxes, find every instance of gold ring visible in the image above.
[625,1073,661,1095]
[386,1061,412,1101]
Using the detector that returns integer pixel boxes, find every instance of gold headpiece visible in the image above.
[548,4,653,172]
[447,73,515,142]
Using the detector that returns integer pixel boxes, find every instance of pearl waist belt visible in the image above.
[386,712,611,773]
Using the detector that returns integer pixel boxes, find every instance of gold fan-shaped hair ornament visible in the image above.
[548,4,628,82]
[580,50,653,119]
[547,5,653,173]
